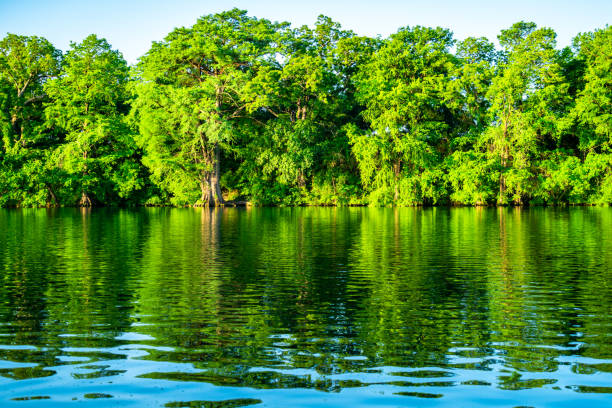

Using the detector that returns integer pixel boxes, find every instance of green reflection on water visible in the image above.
[0,207,610,406]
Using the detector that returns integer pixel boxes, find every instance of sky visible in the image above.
[0,0,610,64]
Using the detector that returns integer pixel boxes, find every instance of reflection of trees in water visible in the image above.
[484,208,612,375]
[133,208,366,381]
[135,208,223,350]
[0,210,55,346]
[44,209,145,337]
[0,209,149,376]
[0,208,611,388]
[486,207,548,373]
[570,209,612,361]
[348,208,465,367]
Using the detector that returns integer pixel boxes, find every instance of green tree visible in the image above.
[565,26,612,204]
[445,37,498,205]
[348,26,456,205]
[484,22,569,204]
[132,8,283,206]
[238,16,367,205]
[570,27,612,153]
[0,34,62,206]
[0,12,610,208]
[45,34,140,206]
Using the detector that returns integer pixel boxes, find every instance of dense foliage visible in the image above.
[0,10,610,206]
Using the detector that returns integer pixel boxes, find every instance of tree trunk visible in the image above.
[393,160,401,202]
[80,150,92,207]
[210,143,224,206]
[200,178,214,207]
[210,86,225,207]
[498,144,509,205]
[46,185,57,207]
[197,144,224,207]
[498,111,510,205]
[10,113,21,142]
[79,192,92,207]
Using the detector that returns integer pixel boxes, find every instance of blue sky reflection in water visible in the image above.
[0,207,611,407]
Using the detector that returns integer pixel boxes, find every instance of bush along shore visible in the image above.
[1,9,610,207]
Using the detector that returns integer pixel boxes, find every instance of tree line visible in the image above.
[0,9,610,207]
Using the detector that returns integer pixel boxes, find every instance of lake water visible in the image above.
[0,207,610,407]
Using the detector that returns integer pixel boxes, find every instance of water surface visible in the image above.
[0,207,611,407]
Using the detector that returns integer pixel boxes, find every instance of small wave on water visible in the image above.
[0,207,611,407]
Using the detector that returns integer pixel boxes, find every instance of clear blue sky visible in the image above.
[0,0,610,63]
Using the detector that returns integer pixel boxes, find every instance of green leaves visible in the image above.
[0,14,611,207]
[133,9,286,206]
[349,26,455,205]
[483,22,571,204]
[44,34,141,206]
[0,34,62,206]
[568,26,612,153]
